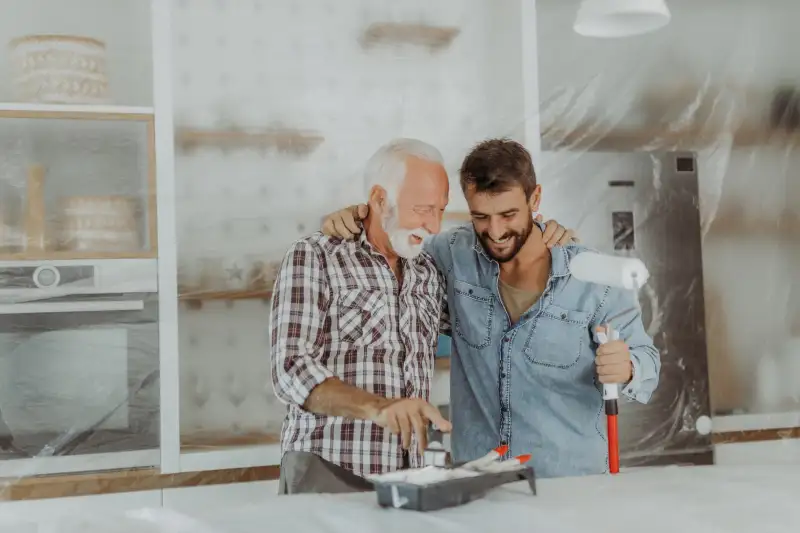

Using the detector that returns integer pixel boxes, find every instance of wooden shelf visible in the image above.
[443,212,471,222]
[542,123,800,152]
[706,210,800,239]
[712,426,800,445]
[0,464,280,502]
[181,431,280,451]
[360,22,460,51]
[175,127,324,155]
[0,103,154,121]
[179,289,273,309]
[435,357,451,371]
[0,250,156,262]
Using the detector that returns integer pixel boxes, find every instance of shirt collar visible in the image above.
[472,220,570,277]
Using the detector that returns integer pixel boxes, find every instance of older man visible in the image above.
[271,138,455,481]
[322,138,660,479]
[271,138,572,481]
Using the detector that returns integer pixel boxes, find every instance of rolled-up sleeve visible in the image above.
[270,240,335,407]
[597,287,661,404]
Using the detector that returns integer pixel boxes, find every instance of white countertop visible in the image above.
[4,465,797,533]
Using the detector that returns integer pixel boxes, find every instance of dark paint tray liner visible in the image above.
[373,466,536,512]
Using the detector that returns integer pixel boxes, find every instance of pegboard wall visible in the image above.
[172,0,526,436]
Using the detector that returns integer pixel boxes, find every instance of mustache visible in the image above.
[481,231,518,241]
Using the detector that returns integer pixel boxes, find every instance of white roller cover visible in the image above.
[569,252,649,289]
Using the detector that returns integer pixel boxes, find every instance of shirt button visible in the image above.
[500,440,508,446]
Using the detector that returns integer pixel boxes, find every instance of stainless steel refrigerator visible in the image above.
[541,150,713,467]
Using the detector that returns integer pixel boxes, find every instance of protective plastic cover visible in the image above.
[0,0,797,522]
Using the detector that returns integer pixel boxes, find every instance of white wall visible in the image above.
[172,0,530,438]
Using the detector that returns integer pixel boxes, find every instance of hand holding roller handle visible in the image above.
[597,325,622,475]
[596,327,621,400]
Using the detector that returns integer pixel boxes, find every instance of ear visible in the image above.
[529,184,542,213]
[368,185,388,217]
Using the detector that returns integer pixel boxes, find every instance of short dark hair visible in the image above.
[459,138,537,199]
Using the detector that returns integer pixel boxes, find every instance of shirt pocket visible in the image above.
[523,304,592,368]
[453,280,494,349]
[336,289,388,346]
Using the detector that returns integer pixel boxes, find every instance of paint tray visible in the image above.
[373,465,536,512]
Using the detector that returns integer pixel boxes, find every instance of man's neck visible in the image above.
[363,213,399,269]
[500,229,549,272]
[498,229,551,292]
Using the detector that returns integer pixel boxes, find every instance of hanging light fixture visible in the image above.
[574,0,671,38]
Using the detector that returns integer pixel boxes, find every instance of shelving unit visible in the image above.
[0,0,168,486]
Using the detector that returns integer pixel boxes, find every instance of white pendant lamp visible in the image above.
[574,0,671,38]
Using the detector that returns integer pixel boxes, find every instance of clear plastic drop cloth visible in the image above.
[0,0,796,524]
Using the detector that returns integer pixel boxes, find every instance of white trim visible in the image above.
[0,300,144,314]
[179,445,282,472]
[151,0,181,474]
[0,103,154,116]
[0,450,159,478]
[712,411,800,433]
[521,0,542,159]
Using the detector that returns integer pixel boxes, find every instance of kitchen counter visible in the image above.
[1,465,797,532]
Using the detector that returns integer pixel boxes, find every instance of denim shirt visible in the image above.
[424,223,660,478]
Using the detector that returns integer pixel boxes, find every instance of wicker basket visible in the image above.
[8,34,110,104]
[57,196,140,252]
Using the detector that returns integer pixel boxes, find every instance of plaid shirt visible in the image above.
[270,231,448,477]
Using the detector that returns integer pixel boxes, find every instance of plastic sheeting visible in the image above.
[536,0,800,442]
[0,0,797,503]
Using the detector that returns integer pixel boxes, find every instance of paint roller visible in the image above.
[569,251,650,475]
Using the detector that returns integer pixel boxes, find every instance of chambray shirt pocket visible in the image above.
[452,279,494,349]
[523,304,592,369]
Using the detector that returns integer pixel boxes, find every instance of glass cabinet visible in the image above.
[0,0,159,477]
[0,109,160,477]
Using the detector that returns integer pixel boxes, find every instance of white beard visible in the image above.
[383,211,429,259]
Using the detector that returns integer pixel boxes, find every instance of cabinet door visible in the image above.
[0,115,156,261]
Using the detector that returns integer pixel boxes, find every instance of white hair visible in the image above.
[363,138,444,203]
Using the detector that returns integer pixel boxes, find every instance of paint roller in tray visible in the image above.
[569,251,650,475]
